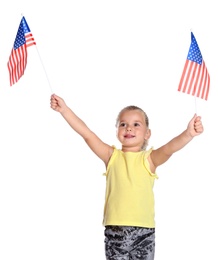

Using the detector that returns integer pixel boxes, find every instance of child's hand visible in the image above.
[187,114,204,137]
[50,94,66,113]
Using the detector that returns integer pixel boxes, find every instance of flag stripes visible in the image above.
[7,17,36,86]
[178,59,210,100]
[178,32,210,100]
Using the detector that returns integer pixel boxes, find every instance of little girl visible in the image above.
[50,94,204,260]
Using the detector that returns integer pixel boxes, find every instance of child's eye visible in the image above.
[119,123,126,127]
[134,123,140,127]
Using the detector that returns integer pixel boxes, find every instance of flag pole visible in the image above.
[191,29,198,115]
[34,45,54,94]
[21,13,54,94]
[194,96,198,114]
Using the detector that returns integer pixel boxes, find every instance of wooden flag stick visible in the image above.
[21,13,54,94]
[34,45,54,94]
[194,96,198,114]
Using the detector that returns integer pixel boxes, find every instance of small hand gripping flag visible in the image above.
[178,32,210,100]
[7,16,36,86]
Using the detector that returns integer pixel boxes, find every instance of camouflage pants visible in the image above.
[104,226,155,260]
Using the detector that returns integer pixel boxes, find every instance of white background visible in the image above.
[0,1,217,259]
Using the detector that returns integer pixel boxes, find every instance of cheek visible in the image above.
[116,129,124,138]
[116,129,120,138]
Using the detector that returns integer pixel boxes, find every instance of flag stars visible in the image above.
[21,17,31,34]
[187,33,203,64]
[13,17,31,49]
[14,27,26,49]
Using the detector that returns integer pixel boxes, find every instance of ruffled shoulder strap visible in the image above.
[143,147,159,179]
[102,145,118,176]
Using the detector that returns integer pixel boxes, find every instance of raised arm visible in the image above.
[50,94,113,165]
[149,114,204,170]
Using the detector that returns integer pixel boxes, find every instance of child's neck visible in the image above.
[122,146,142,153]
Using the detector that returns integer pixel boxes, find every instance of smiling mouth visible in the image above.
[124,134,135,138]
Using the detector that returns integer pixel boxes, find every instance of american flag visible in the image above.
[7,16,36,86]
[178,32,210,100]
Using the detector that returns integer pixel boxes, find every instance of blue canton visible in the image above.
[187,32,203,65]
[13,17,31,50]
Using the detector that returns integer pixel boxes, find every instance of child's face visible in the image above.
[116,110,150,152]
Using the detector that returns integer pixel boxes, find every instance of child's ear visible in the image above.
[145,129,151,140]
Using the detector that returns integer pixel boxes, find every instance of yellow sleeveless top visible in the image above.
[103,146,158,228]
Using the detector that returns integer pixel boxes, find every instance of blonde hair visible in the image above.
[116,105,149,150]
